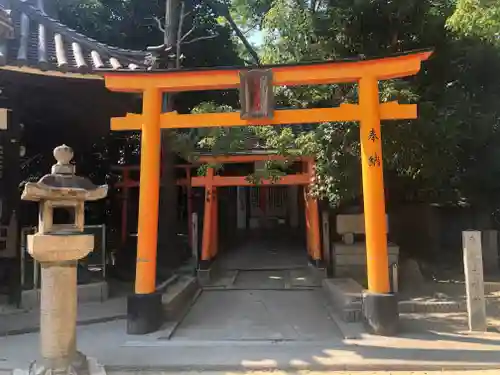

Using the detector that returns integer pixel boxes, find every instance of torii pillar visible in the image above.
[358,76,396,335]
[127,88,163,334]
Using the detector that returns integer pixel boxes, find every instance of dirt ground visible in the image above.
[399,277,500,311]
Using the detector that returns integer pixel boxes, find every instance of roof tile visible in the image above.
[1,0,149,74]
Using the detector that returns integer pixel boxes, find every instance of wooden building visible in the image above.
[0,0,148,305]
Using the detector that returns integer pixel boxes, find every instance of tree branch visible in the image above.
[152,16,165,33]
[206,0,260,65]
[182,32,220,45]
[180,26,196,42]
[224,12,260,65]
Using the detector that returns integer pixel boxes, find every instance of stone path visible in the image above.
[2,319,500,372]
[217,233,308,270]
[0,297,126,336]
[155,372,500,375]
[171,289,341,341]
[206,269,322,290]
[6,370,500,375]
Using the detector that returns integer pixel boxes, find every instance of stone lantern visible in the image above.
[21,145,107,375]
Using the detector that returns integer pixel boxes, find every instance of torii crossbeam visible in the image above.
[101,49,432,336]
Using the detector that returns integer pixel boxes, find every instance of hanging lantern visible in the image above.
[239,69,274,120]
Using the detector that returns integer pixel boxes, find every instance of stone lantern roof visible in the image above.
[22,145,108,202]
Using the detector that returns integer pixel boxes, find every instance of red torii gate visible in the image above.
[112,154,320,262]
[101,49,432,336]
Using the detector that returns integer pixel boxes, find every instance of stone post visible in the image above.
[21,145,107,375]
[191,212,198,266]
[462,230,487,332]
[236,187,247,230]
[321,210,332,277]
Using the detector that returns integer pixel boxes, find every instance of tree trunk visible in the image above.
[156,0,181,278]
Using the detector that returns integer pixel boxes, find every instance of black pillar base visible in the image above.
[198,259,212,270]
[308,255,324,269]
[127,292,163,335]
[362,291,399,336]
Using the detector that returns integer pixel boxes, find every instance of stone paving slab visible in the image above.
[0,297,126,336]
[171,289,341,341]
[217,237,308,271]
[2,320,500,372]
[5,370,499,375]
[107,372,500,375]
[233,270,288,289]
[289,268,323,288]
[103,372,500,375]
[205,270,239,288]
[206,269,321,290]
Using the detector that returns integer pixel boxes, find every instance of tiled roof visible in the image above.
[0,0,149,74]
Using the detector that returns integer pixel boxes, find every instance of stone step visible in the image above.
[322,278,363,323]
[162,276,200,321]
[323,277,472,321]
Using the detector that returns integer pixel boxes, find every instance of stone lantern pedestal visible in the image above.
[21,145,107,375]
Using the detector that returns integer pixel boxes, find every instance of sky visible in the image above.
[248,30,264,47]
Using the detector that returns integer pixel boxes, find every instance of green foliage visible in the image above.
[51,0,243,169]
[52,0,500,212]
[447,0,500,43]
[193,0,500,210]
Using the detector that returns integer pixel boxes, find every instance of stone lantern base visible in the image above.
[21,353,106,375]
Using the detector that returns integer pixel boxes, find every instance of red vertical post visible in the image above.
[211,187,218,258]
[201,167,215,262]
[135,88,162,295]
[185,167,193,248]
[307,160,321,262]
[121,168,130,247]
[303,162,312,257]
[304,187,311,257]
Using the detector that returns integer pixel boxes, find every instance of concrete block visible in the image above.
[332,243,399,277]
[334,243,367,255]
[343,308,362,323]
[162,276,200,320]
[322,278,363,322]
[197,268,212,286]
[334,265,367,279]
[21,289,40,309]
[388,253,399,263]
[77,282,109,303]
[336,214,388,235]
[342,233,354,245]
[333,243,399,256]
[335,254,366,266]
